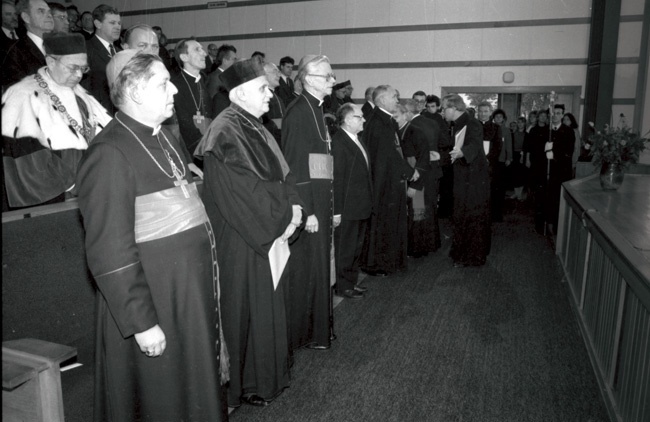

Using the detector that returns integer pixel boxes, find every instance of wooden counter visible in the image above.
[557,171,650,422]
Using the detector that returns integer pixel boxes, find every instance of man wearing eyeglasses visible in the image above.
[282,54,337,351]
[2,31,111,208]
[2,0,54,89]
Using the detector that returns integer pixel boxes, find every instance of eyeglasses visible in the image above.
[53,14,69,21]
[308,73,336,81]
[52,57,90,74]
[351,115,364,119]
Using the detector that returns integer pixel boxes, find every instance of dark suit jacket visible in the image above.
[361,102,374,121]
[275,76,294,107]
[204,56,217,74]
[480,120,502,174]
[2,35,45,89]
[82,35,114,114]
[78,29,94,40]
[408,115,444,181]
[332,129,372,220]
[0,30,17,68]
[206,68,223,99]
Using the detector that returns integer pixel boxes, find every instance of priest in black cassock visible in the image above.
[196,57,304,408]
[442,94,491,267]
[362,85,419,276]
[282,54,336,350]
[77,53,227,421]
[170,39,213,159]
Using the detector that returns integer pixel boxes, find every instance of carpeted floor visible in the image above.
[229,201,609,422]
[2,199,610,422]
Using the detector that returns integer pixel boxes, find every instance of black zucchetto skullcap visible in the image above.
[43,32,87,56]
[333,80,351,90]
[220,56,266,91]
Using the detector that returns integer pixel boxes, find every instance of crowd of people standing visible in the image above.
[2,1,581,420]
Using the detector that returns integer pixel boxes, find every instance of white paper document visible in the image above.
[452,126,467,163]
[269,237,290,290]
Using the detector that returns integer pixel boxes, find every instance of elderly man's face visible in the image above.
[24,0,54,33]
[125,28,159,55]
[182,40,206,71]
[306,61,335,99]
[51,9,69,33]
[378,87,399,113]
[239,75,273,118]
[137,61,178,124]
[48,53,88,88]
[95,13,121,42]
[264,64,281,89]
[2,3,18,30]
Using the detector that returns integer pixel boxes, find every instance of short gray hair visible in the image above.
[111,54,162,108]
[296,55,330,86]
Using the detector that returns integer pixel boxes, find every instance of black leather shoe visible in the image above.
[354,285,368,293]
[335,289,364,300]
[363,269,388,277]
[242,394,270,407]
[305,343,330,350]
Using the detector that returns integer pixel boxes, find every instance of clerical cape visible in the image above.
[195,103,304,406]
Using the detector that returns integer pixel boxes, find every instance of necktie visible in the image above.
[10,31,16,40]
[108,43,116,57]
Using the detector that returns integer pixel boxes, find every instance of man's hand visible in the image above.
[188,163,203,179]
[407,187,417,198]
[333,215,341,228]
[134,324,166,358]
[505,159,511,166]
[305,214,319,233]
[450,148,464,162]
[280,205,304,242]
[410,169,420,182]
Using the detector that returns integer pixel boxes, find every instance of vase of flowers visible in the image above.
[585,120,648,190]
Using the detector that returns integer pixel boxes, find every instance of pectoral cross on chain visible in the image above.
[170,161,190,198]
[195,111,204,123]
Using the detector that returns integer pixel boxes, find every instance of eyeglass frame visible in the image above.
[308,73,336,81]
[48,55,90,74]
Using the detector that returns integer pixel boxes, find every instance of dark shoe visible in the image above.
[354,285,368,293]
[242,394,270,407]
[335,289,364,300]
[305,343,331,350]
[363,269,388,277]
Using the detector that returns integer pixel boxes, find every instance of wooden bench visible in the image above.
[2,338,77,422]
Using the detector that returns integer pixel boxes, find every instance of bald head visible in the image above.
[123,25,159,55]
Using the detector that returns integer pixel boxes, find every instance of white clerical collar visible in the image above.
[367,101,375,108]
[552,124,561,130]
[183,68,201,83]
[2,27,17,39]
[26,31,45,55]
[378,107,392,117]
[95,35,113,53]
[411,114,421,120]
[218,67,225,73]
[152,125,162,136]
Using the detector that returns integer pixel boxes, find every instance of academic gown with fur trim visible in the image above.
[77,112,226,422]
[196,103,304,406]
[2,68,111,207]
